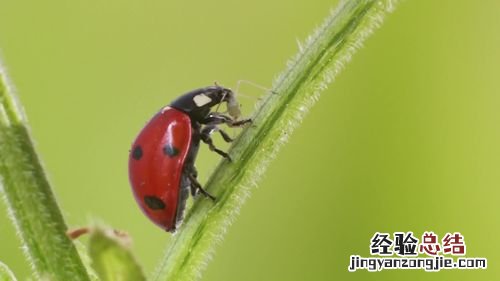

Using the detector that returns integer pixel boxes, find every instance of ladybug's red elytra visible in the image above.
[128,85,251,232]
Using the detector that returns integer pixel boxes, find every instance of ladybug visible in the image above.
[128,85,251,232]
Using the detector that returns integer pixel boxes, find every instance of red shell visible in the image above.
[128,107,192,231]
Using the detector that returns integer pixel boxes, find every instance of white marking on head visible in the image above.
[193,94,212,107]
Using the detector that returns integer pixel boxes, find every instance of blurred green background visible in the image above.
[1,0,499,280]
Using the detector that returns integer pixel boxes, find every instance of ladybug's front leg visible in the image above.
[200,113,252,160]
[202,113,252,127]
[200,125,232,161]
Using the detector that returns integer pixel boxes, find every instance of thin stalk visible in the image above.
[0,261,17,281]
[0,61,91,280]
[152,1,398,280]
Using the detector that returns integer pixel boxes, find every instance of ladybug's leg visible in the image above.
[188,166,198,196]
[191,165,198,179]
[202,113,252,128]
[218,128,233,143]
[201,125,232,161]
[229,118,252,127]
[202,124,233,143]
[200,113,252,160]
[187,173,216,201]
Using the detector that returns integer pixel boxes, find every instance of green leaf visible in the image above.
[89,228,146,281]
[151,1,399,281]
[74,240,100,281]
[0,261,17,281]
[0,61,91,280]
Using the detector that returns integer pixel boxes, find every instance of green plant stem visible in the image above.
[152,0,398,280]
[0,261,17,281]
[0,63,91,280]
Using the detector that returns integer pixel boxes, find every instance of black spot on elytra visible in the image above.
[163,144,180,157]
[132,146,143,160]
[144,196,165,210]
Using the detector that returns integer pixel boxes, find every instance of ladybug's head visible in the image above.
[170,85,241,122]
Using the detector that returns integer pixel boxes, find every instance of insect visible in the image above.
[128,85,251,232]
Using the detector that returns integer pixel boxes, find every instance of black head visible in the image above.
[170,85,238,122]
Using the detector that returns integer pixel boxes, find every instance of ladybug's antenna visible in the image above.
[212,80,226,113]
[235,80,275,97]
[214,91,227,114]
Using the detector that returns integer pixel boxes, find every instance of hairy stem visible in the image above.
[152,1,398,281]
[0,62,91,280]
[0,261,17,281]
